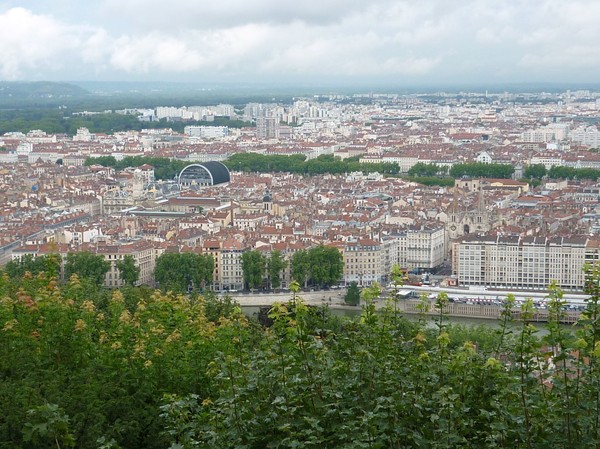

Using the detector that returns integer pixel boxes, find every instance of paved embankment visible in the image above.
[226,291,581,324]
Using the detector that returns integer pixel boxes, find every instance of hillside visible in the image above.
[0,81,90,108]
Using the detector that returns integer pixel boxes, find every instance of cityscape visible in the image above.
[2,89,600,293]
[4,1,600,447]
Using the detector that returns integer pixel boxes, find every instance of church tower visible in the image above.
[263,189,273,214]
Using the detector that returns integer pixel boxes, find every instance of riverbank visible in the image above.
[227,290,581,324]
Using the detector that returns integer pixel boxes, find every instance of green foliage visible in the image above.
[291,249,311,288]
[115,255,140,286]
[22,403,75,449]
[267,250,287,290]
[548,165,600,181]
[6,266,600,448]
[64,252,110,286]
[308,245,344,288]
[4,254,60,279]
[403,175,455,187]
[407,162,448,177]
[85,156,193,180]
[0,108,251,136]
[344,281,360,306]
[524,163,547,179]
[241,250,267,290]
[86,155,117,167]
[290,246,344,288]
[450,162,515,179]
[154,252,214,293]
[226,153,400,176]
[0,275,229,449]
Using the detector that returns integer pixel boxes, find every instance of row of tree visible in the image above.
[226,153,401,175]
[4,246,345,293]
[84,155,193,180]
[4,253,139,287]
[407,162,515,179]
[524,163,600,181]
[241,245,345,290]
[0,109,250,136]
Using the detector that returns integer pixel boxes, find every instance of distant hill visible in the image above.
[0,81,90,108]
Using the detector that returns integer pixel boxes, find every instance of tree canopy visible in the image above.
[154,252,214,293]
[289,246,344,288]
[1,262,600,447]
[85,155,193,180]
[241,250,267,290]
[116,255,140,286]
[267,250,287,290]
[226,153,400,176]
[64,251,110,286]
[449,162,515,179]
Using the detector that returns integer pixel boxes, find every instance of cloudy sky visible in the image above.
[1,0,599,86]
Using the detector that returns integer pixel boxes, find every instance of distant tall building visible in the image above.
[256,117,279,139]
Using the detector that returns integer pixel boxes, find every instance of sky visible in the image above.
[1,0,600,87]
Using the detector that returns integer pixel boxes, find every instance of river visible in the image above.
[240,305,560,334]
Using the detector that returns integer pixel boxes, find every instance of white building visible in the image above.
[453,234,599,291]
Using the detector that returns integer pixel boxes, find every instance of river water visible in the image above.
[240,305,561,334]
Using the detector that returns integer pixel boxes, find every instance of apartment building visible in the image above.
[219,239,245,291]
[381,224,446,274]
[96,241,157,288]
[452,234,600,291]
[343,238,383,286]
[11,240,158,288]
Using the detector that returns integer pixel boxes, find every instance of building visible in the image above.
[446,187,495,242]
[184,126,229,139]
[177,161,231,188]
[343,238,383,286]
[452,234,600,291]
[381,224,446,274]
[10,240,158,288]
[256,117,279,139]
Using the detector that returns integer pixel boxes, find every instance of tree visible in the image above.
[115,255,140,286]
[523,163,547,180]
[64,252,110,286]
[241,250,267,290]
[449,162,514,179]
[154,252,214,293]
[267,250,287,290]
[5,254,48,278]
[408,162,445,177]
[344,281,360,306]
[291,250,311,288]
[308,245,344,288]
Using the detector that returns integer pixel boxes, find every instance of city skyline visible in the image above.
[2,1,600,86]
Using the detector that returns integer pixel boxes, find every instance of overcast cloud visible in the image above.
[1,0,599,85]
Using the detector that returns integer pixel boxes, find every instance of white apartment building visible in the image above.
[382,225,446,273]
[529,152,564,169]
[521,123,570,143]
[570,126,600,148]
[219,242,245,291]
[453,234,600,291]
[97,241,157,288]
[184,126,229,139]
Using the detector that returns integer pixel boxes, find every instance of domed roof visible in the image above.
[178,161,231,186]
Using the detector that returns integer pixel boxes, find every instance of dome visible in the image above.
[178,161,231,187]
